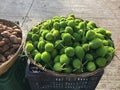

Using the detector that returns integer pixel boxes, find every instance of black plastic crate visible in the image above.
[25,60,104,90]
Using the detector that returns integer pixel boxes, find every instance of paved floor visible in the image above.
[0,0,120,90]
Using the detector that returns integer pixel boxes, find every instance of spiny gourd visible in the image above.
[82,43,89,52]
[53,62,63,72]
[34,53,41,63]
[65,26,74,34]
[85,53,93,61]
[25,14,115,74]
[96,46,108,57]
[72,59,82,69]
[87,21,96,29]
[51,49,58,58]
[32,34,39,41]
[75,46,85,60]
[25,42,34,52]
[87,62,96,72]
[54,55,60,63]
[86,30,96,40]
[65,47,75,57]
[60,54,70,65]
[45,43,54,52]
[32,26,39,33]
[37,40,45,52]
[96,57,107,67]
[63,66,73,73]
[41,51,51,63]
[45,33,54,41]
[89,38,103,49]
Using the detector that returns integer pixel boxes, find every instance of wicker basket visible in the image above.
[0,19,23,75]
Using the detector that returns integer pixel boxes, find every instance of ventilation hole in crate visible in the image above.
[69,78,72,81]
[74,78,77,81]
[35,82,40,89]
[80,78,83,81]
[83,78,86,81]
[52,82,55,88]
[77,78,80,81]
[58,78,61,81]
[56,78,58,81]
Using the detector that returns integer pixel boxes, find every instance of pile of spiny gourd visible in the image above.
[25,14,115,74]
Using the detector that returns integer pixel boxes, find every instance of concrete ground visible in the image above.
[0,0,120,90]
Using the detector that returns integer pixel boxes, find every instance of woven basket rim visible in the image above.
[25,18,115,77]
[27,54,114,77]
[0,19,23,75]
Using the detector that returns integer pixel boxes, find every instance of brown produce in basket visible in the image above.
[0,19,23,75]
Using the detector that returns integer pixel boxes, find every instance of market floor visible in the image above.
[0,0,120,90]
